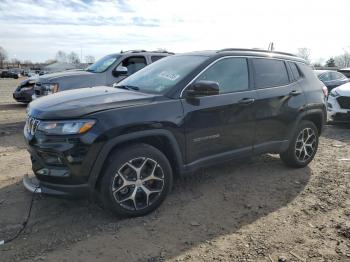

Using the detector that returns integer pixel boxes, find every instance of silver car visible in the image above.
[33,50,173,99]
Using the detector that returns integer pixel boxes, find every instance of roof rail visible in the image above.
[120,49,174,54]
[217,48,297,57]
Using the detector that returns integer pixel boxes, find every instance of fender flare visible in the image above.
[287,108,326,143]
[88,129,184,189]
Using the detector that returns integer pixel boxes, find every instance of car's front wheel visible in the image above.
[280,120,319,168]
[100,144,173,217]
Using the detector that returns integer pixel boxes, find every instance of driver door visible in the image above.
[108,56,147,85]
[181,57,257,165]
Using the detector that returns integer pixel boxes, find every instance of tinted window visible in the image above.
[253,59,289,88]
[195,58,249,94]
[121,56,147,75]
[289,62,301,80]
[151,56,166,63]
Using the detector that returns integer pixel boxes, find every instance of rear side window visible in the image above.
[252,59,289,89]
[151,56,166,63]
[195,57,249,94]
[289,62,302,80]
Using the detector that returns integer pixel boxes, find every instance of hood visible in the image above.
[37,70,103,90]
[28,86,159,119]
[38,70,94,82]
[334,83,350,96]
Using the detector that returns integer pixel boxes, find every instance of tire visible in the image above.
[280,120,319,168]
[100,143,173,217]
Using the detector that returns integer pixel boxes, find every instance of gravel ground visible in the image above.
[0,79,349,262]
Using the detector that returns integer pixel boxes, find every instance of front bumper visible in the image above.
[23,122,103,198]
[23,174,89,198]
[13,90,33,103]
[327,95,350,122]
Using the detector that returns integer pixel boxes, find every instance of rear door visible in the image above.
[182,57,257,164]
[252,58,306,154]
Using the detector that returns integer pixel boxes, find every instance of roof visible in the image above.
[178,49,306,63]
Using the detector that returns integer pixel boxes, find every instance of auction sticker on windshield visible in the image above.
[158,71,180,81]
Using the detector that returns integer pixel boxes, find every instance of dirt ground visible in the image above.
[0,78,349,262]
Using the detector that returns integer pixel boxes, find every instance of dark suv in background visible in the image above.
[23,49,326,217]
[32,50,173,99]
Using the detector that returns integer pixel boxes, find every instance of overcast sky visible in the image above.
[0,0,349,63]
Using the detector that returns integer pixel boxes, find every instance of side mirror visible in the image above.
[113,66,128,77]
[186,80,219,97]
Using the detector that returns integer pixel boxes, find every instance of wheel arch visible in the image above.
[88,129,184,191]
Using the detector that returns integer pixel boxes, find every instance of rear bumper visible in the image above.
[23,174,89,198]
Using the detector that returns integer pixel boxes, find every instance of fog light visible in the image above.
[36,169,49,175]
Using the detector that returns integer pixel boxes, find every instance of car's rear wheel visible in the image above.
[280,120,319,168]
[100,144,173,217]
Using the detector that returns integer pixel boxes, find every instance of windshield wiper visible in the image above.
[115,85,140,91]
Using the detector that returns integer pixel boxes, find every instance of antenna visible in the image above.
[268,42,274,51]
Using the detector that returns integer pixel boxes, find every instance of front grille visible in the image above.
[337,96,350,109]
[26,117,40,135]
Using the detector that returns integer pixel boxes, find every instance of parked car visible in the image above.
[327,82,350,122]
[338,68,350,78]
[32,50,173,99]
[13,76,38,103]
[23,49,326,217]
[1,70,19,79]
[315,70,349,92]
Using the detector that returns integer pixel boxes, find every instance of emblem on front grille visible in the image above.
[26,117,40,135]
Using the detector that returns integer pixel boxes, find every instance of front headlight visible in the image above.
[330,89,340,97]
[42,83,59,95]
[37,120,96,135]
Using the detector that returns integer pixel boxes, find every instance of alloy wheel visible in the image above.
[295,127,316,162]
[112,157,165,211]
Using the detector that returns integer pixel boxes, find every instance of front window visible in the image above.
[195,57,249,94]
[116,55,208,94]
[86,55,119,73]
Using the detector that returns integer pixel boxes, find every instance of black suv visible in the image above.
[23,49,327,217]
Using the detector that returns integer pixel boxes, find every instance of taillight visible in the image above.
[322,86,328,98]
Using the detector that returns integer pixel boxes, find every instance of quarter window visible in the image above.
[195,58,249,94]
[151,56,166,63]
[289,62,302,80]
[253,59,289,88]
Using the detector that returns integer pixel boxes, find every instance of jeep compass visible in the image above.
[23,49,327,217]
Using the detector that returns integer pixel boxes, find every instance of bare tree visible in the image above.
[85,55,95,64]
[297,48,311,63]
[55,50,67,63]
[67,52,80,64]
[11,58,20,68]
[334,48,350,68]
[45,59,57,65]
[0,46,8,69]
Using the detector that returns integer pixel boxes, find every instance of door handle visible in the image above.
[238,98,255,105]
[289,90,302,96]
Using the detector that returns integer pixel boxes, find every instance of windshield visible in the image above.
[86,54,119,73]
[116,55,208,94]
